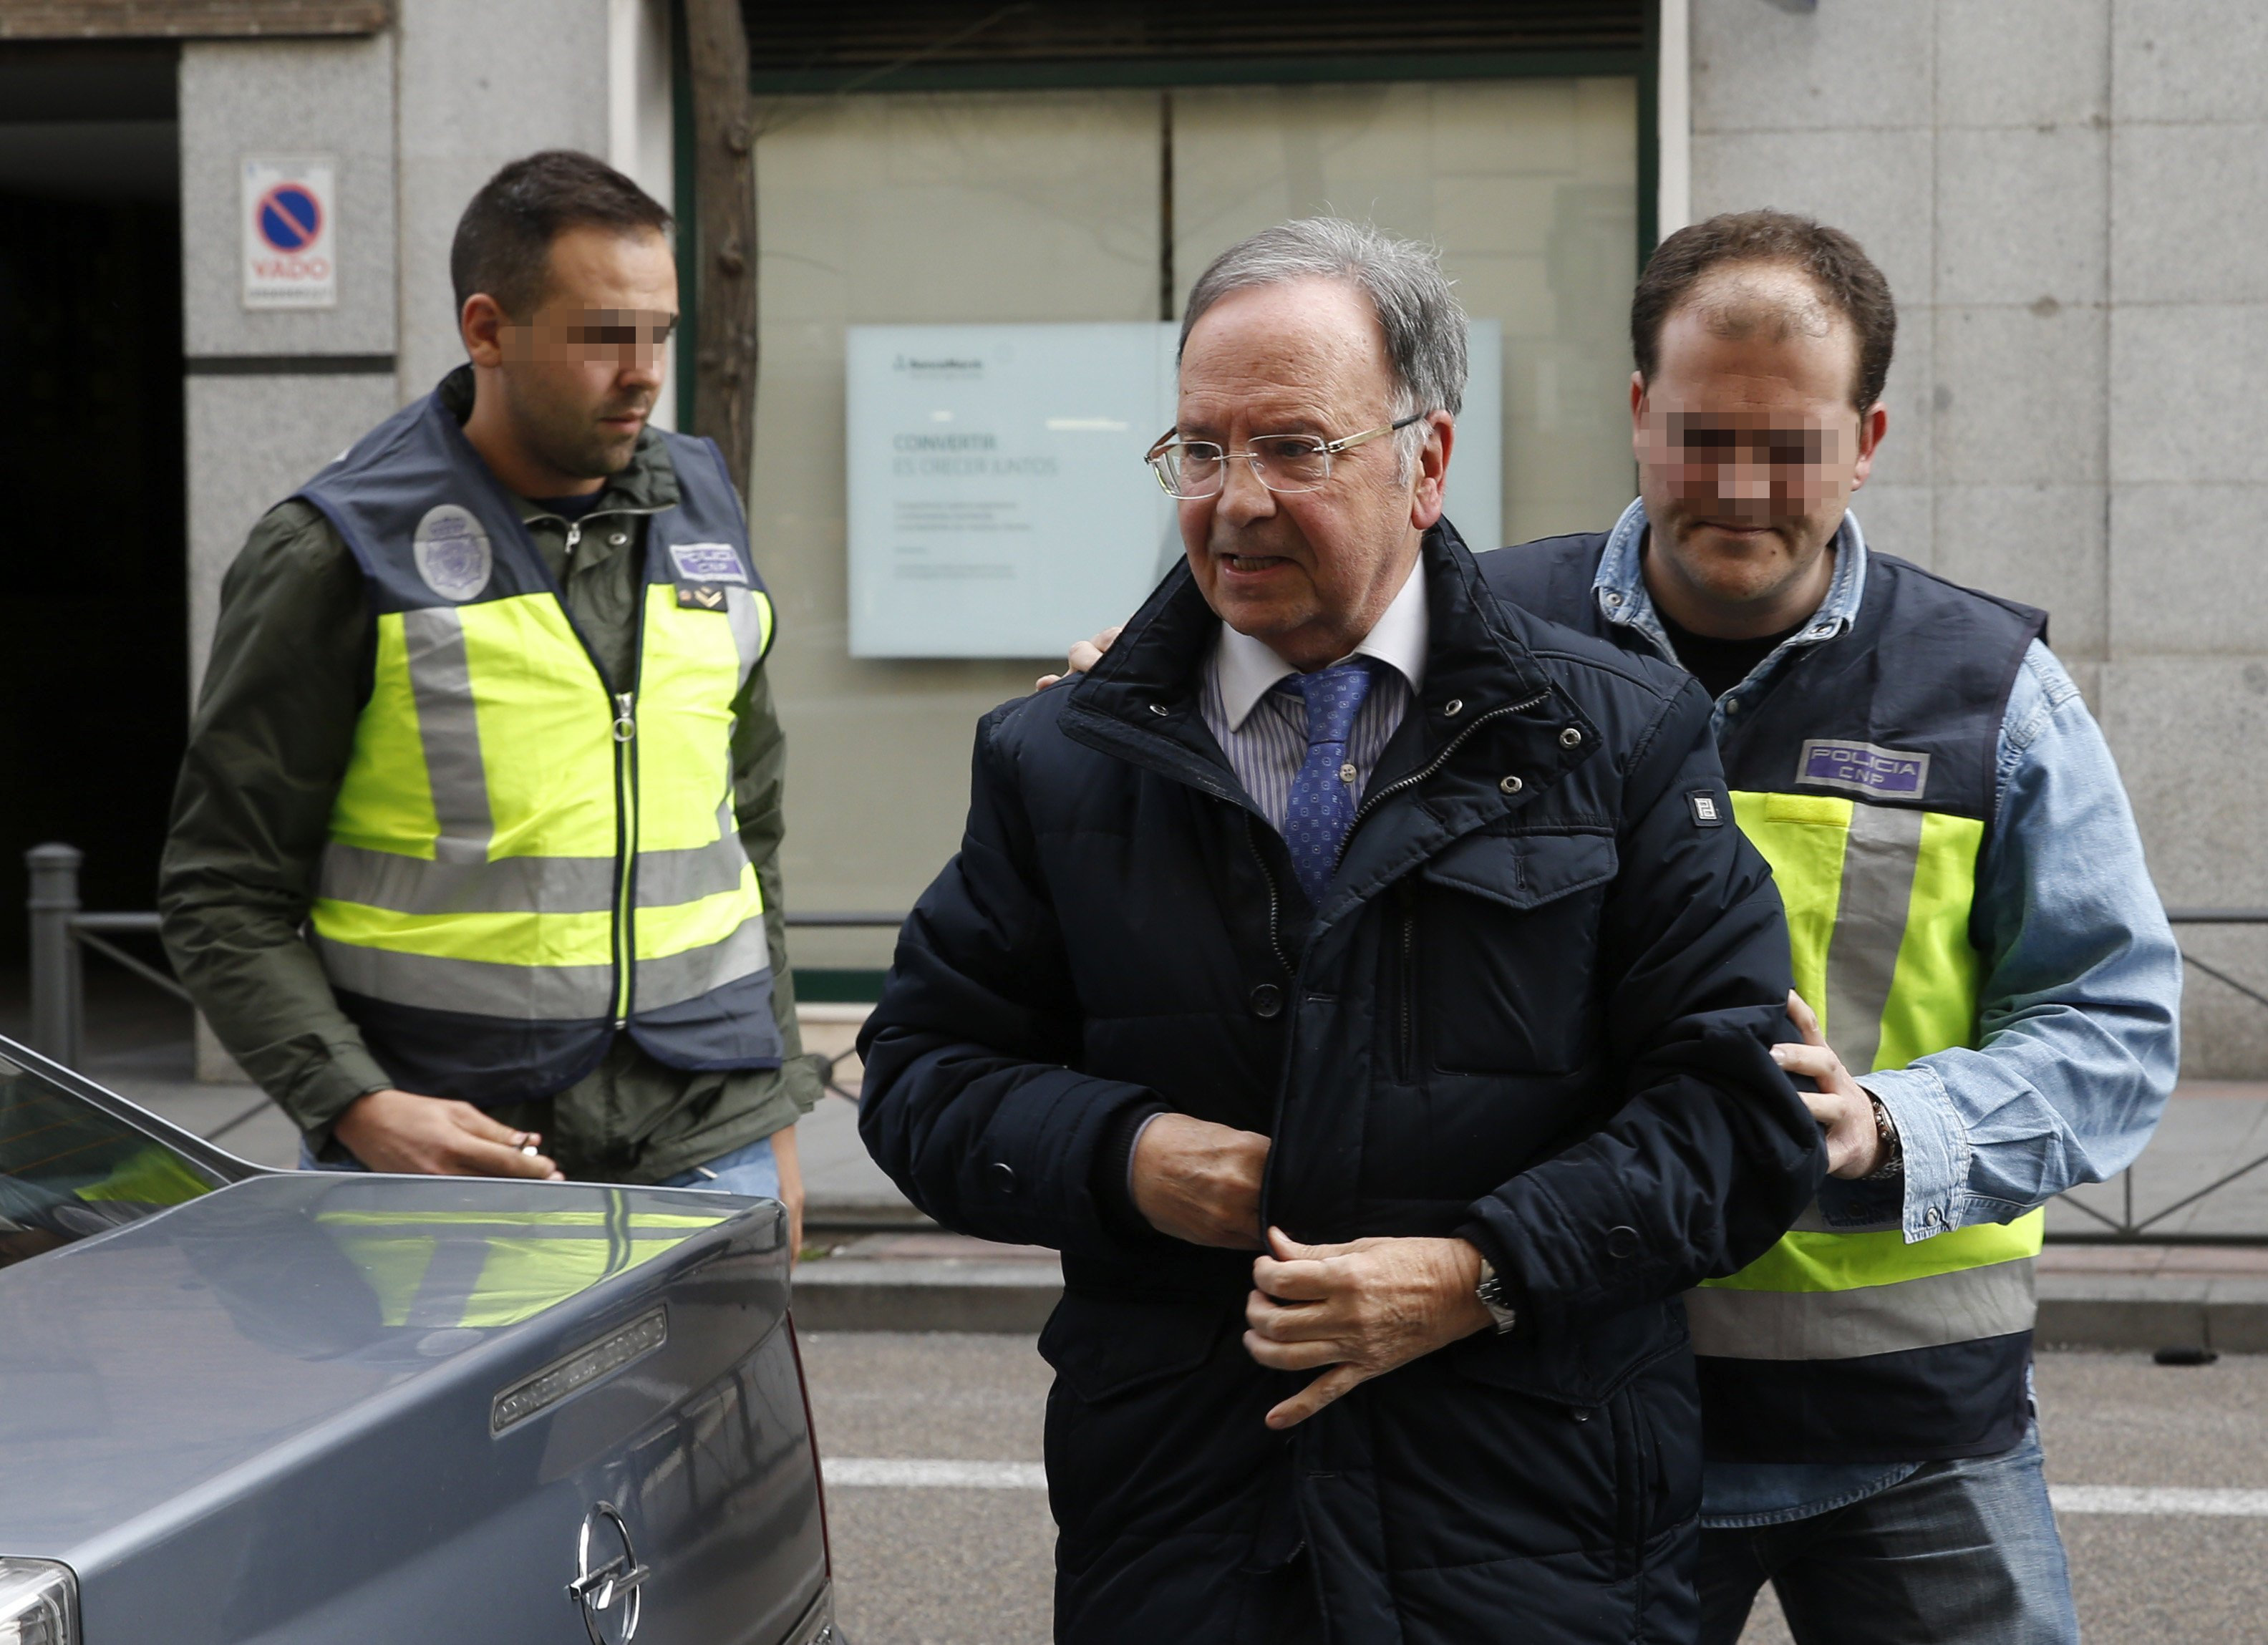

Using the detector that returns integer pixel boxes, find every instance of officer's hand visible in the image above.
[1034,624,1123,690]
[333,1089,565,1180]
[1770,990,1888,1178]
[1130,1112,1269,1248]
[1244,1228,1493,1429]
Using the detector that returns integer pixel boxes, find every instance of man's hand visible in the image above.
[1770,991,1888,1178]
[1034,624,1123,691]
[1244,1228,1494,1429]
[333,1088,565,1180]
[1130,1112,1269,1248]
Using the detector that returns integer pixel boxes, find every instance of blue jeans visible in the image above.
[298,1133,780,1199]
[654,1135,779,1198]
[1697,1421,2078,1645]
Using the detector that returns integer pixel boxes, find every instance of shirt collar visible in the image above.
[1211,553,1430,732]
[1591,498,1869,661]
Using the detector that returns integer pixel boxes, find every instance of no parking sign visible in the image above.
[241,157,337,309]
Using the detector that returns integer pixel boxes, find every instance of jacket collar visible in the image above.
[1594,498,1864,673]
[1060,520,1599,923]
[435,364,682,518]
[1209,555,1430,731]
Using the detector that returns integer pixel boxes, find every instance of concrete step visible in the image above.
[790,1236,2268,1349]
[792,1231,1060,1331]
[793,1258,1062,1331]
[2039,1245,2268,1352]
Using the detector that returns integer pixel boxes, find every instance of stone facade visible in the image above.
[1690,0,2268,1074]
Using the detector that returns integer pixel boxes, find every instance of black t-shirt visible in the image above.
[1656,608,1806,702]
[528,490,609,523]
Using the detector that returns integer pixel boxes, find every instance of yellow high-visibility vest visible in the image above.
[1688,791,2042,1362]
[295,389,783,1102]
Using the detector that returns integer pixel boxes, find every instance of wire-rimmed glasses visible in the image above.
[1145,412,1426,500]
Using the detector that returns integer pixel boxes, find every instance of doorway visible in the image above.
[0,44,188,956]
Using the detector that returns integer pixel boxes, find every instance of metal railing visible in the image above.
[24,845,2268,1239]
[24,842,903,1107]
[26,844,187,1071]
[2050,908,2268,1245]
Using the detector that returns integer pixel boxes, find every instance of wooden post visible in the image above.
[682,0,759,503]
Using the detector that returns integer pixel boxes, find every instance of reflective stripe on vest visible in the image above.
[316,1204,730,1329]
[309,577,774,1024]
[1687,790,2041,1362]
[294,392,785,1100]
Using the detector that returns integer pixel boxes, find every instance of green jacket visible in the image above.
[160,368,821,1180]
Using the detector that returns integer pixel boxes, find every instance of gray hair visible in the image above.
[1178,218,1467,470]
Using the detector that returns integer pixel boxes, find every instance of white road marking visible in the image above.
[824,1458,1047,1490]
[2052,1486,2268,1517]
[821,1464,2268,1515]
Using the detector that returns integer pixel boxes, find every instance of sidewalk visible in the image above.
[27,986,2268,1348]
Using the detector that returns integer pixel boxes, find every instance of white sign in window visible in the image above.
[846,321,1502,659]
[241,155,337,310]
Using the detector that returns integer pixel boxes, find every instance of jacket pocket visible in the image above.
[1420,828,1617,912]
[1438,1317,1694,1571]
[1418,828,1616,1074]
[1609,1382,1655,1576]
[1038,1290,1227,1403]
[1438,1299,1680,1408]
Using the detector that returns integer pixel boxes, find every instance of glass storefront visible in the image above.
[748,77,1638,971]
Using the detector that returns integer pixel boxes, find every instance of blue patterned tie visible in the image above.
[1280,659,1377,906]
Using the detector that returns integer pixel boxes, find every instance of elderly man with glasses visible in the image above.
[856,218,1821,1644]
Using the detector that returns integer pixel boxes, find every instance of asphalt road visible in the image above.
[799,1336,2268,1644]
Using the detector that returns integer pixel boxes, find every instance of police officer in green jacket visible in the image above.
[160,151,820,1240]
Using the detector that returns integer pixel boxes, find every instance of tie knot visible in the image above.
[1284,658,1375,750]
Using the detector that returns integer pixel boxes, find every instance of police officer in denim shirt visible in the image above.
[1055,208,2181,1644]
[1481,210,2181,1645]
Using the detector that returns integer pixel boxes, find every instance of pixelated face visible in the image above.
[1174,277,1448,669]
[1632,272,1882,618]
[496,224,677,480]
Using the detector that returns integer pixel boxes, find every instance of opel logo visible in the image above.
[568,1501,649,1644]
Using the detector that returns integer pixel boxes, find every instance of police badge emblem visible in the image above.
[668,543,747,585]
[413,505,494,602]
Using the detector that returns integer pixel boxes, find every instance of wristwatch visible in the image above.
[1475,1258,1519,1335]
[1863,1092,1905,1180]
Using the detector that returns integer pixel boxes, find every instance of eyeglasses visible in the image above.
[1145,412,1426,500]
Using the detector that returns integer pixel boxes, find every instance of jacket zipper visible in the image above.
[1256,687,1560,1222]
[1243,812,1292,976]
[1397,884,1417,1079]
[1329,689,1554,875]
[533,512,654,1032]
[611,686,639,1027]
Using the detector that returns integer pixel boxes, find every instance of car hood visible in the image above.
[0,1171,767,1555]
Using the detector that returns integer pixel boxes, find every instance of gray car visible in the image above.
[0,1036,837,1644]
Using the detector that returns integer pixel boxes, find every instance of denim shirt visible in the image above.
[1584,501,2184,1525]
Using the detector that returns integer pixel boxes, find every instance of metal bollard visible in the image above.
[26,843,84,1068]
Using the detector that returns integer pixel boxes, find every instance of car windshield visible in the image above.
[0,1058,220,1271]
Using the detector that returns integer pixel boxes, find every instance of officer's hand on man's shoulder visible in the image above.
[334,1087,566,1180]
[1033,625,1122,691]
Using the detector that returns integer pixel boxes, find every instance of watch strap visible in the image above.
[1475,1257,1518,1335]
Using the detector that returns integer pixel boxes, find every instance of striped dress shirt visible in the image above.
[1198,558,1429,835]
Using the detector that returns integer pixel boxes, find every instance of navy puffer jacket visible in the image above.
[859,523,1821,1644]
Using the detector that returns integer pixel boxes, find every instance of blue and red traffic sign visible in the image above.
[255,183,324,254]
